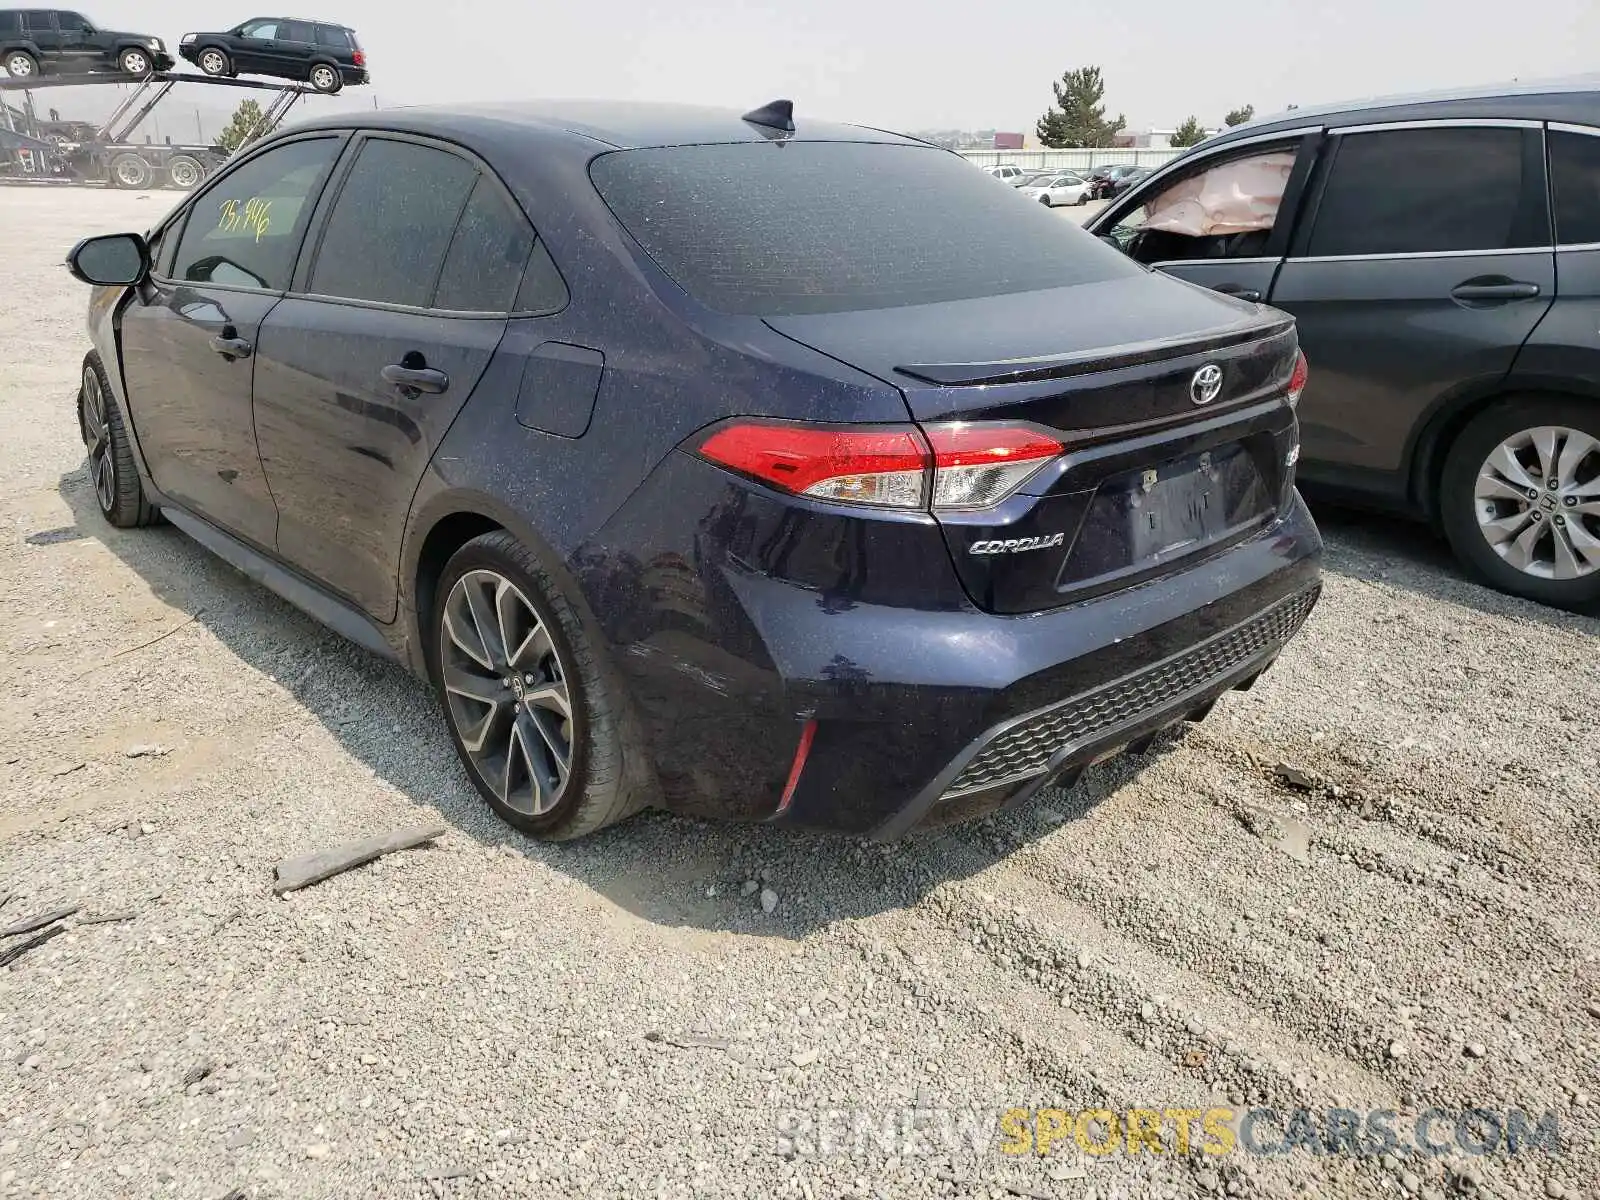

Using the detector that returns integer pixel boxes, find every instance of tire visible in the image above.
[429,531,646,840]
[4,50,38,78]
[109,152,152,189]
[308,63,341,93]
[1038,195,1052,207]
[79,355,159,529]
[1439,396,1600,612]
[196,47,229,77]
[117,47,151,75]
[166,154,203,190]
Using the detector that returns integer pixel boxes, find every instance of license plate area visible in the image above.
[1055,441,1273,594]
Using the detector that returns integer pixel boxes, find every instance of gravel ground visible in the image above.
[0,185,1597,1200]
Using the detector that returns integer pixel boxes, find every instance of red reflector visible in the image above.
[775,718,818,815]
[923,423,1063,468]
[1287,350,1308,404]
[697,423,929,498]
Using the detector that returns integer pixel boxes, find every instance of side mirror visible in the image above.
[66,232,150,287]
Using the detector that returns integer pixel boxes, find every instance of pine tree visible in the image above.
[1034,67,1127,149]
[1170,116,1207,148]
[216,99,266,154]
[1224,105,1255,127]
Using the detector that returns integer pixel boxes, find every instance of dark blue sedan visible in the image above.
[64,98,1322,840]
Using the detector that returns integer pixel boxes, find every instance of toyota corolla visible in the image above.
[64,98,1322,840]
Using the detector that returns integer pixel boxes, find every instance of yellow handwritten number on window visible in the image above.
[216,197,274,243]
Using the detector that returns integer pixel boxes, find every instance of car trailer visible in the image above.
[0,72,313,189]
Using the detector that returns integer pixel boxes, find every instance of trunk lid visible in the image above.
[766,275,1302,614]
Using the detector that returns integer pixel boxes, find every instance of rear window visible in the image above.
[590,142,1137,316]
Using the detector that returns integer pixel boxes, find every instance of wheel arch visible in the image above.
[400,489,604,678]
[1408,376,1600,525]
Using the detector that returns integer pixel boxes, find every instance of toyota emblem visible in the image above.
[1190,364,1224,406]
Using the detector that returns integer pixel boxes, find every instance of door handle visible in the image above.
[209,332,252,360]
[1215,284,1263,302]
[381,361,449,395]
[1450,280,1541,302]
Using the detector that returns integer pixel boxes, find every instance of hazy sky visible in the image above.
[78,0,1600,133]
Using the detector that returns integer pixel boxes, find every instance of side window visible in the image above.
[313,25,348,47]
[279,21,312,43]
[170,137,340,290]
[1550,129,1600,247]
[308,138,478,307]
[240,20,278,39]
[1111,146,1296,264]
[0,13,18,33]
[434,177,536,312]
[21,11,54,31]
[1306,126,1543,257]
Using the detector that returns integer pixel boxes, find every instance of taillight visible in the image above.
[923,422,1063,509]
[694,421,1062,512]
[351,49,366,65]
[1286,350,1308,407]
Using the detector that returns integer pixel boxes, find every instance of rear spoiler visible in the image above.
[896,317,1296,387]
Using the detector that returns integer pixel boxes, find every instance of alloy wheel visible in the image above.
[80,366,115,513]
[311,66,337,91]
[199,50,226,75]
[5,53,33,77]
[1473,424,1600,580]
[121,50,149,74]
[440,569,575,817]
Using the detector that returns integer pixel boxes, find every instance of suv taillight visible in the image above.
[695,421,1063,512]
[1286,350,1308,407]
[351,49,365,65]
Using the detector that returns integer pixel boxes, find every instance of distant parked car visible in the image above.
[1089,81,1600,611]
[982,163,1027,185]
[0,8,172,78]
[179,17,366,93]
[1020,172,1092,207]
[1108,166,1151,197]
[1087,164,1144,199]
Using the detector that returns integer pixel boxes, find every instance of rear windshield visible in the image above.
[590,142,1138,316]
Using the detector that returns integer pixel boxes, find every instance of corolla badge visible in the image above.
[969,533,1065,555]
[1190,363,1224,406]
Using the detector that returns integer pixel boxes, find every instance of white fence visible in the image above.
[956,147,1183,172]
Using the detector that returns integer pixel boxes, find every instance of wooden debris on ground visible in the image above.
[272,822,447,894]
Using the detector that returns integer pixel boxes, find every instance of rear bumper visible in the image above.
[869,584,1317,839]
[587,447,1323,835]
[342,66,369,85]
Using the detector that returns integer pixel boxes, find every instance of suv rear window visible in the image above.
[590,142,1138,316]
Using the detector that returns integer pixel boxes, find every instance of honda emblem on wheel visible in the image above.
[1190,364,1224,406]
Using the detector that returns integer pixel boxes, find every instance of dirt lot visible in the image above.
[0,185,1597,1200]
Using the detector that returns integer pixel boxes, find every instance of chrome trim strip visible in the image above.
[1286,245,1554,264]
[1148,256,1281,268]
[1557,242,1600,253]
[1548,122,1600,137]
[1329,118,1543,134]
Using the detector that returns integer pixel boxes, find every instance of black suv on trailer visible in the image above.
[179,17,366,93]
[1090,83,1600,611]
[0,9,171,78]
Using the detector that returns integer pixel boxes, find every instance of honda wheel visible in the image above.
[1441,397,1600,612]
[309,63,340,93]
[430,531,646,840]
[197,48,229,76]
